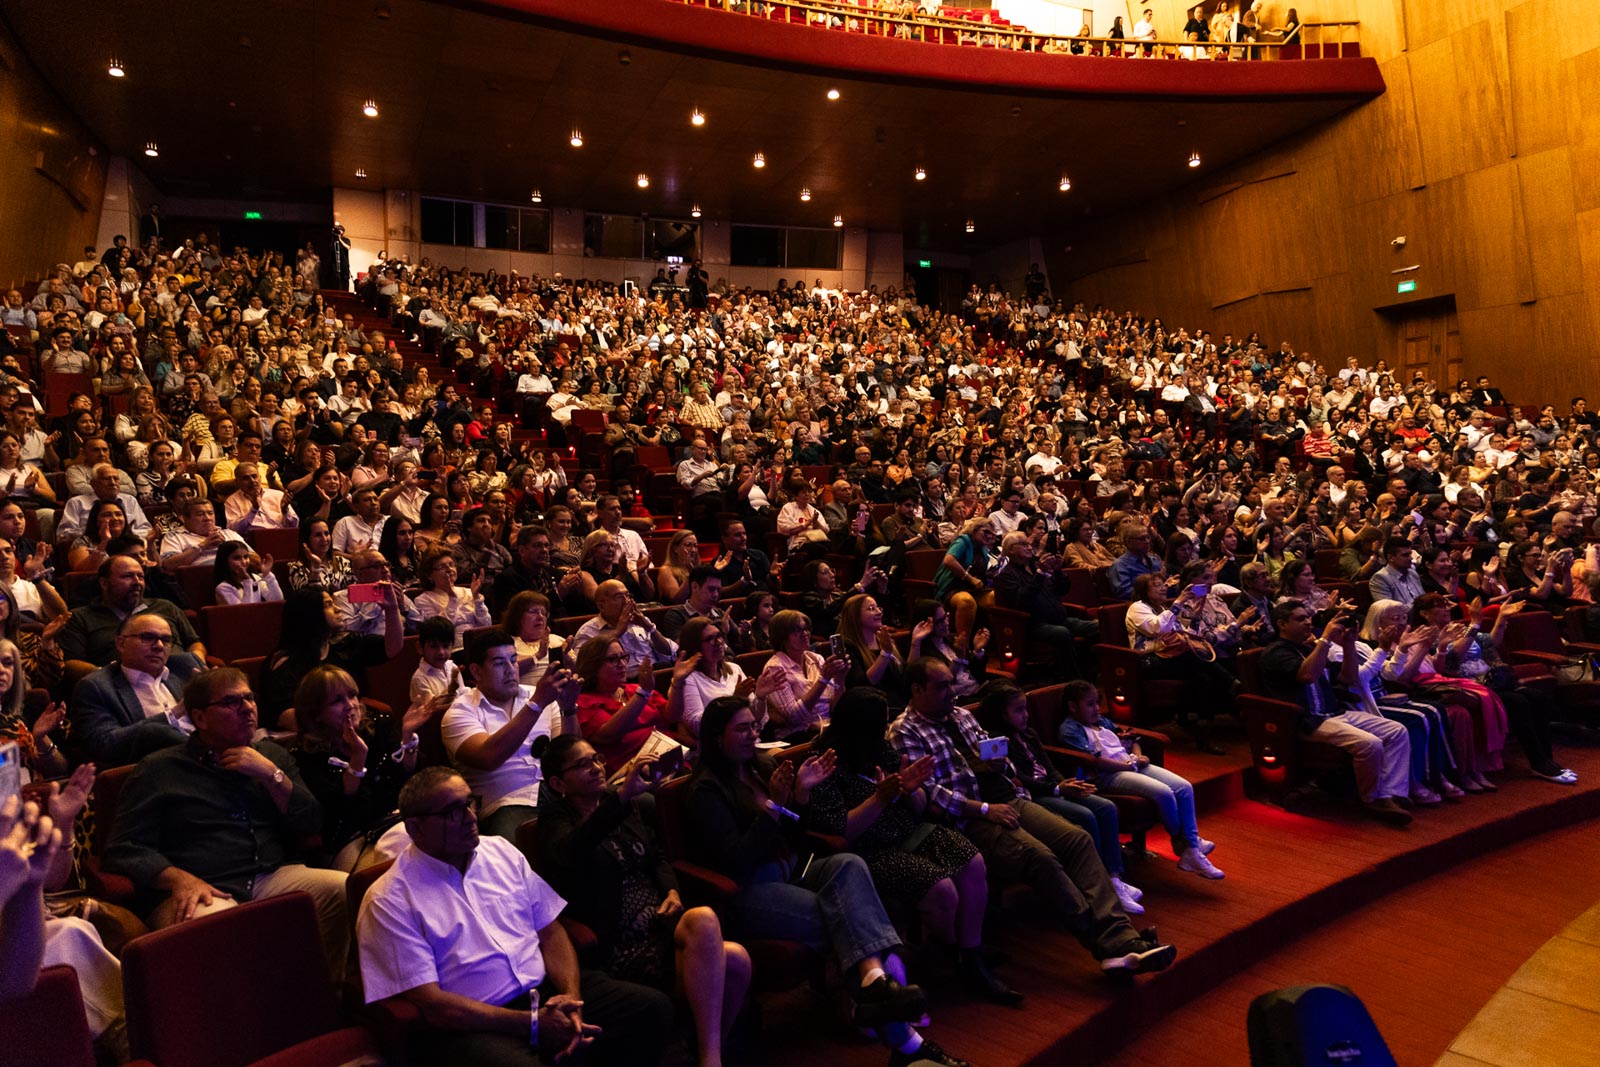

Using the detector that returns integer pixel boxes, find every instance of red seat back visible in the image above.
[0,966,96,1067]
[202,601,287,664]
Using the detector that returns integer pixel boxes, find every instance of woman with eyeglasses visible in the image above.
[753,609,848,740]
[537,734,751,1067]
[673,617,756,738]
[290,665,419,871]
[414,547,491,650]
[572,636,682,772]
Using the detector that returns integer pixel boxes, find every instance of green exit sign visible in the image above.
[917,258,932,269]
[1397,279,1417,294]
[243,211,263,220]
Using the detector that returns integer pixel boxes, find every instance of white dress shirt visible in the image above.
[225,489,299,530]
[125,665,192,734]
[332,513,386,555]
[440,684,559,816]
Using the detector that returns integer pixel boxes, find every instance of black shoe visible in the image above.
[888,1038,970,1067]
[1138,927,1159,946]
[851,976,929,1028]
[958,949,1024,1007]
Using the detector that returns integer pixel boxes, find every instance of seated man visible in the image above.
[102,668,349,974]
[491,525,571,618]
[570,580,677,677]
[68,611,202,767]
[450,506,512,588]
[991,531,1098,679]
[160,497,247,574]
[59,554,206,668]
[1368,537,1424,608]
[334,550,423,634]
[708,520,771,596]
[356,766,674,1066]
[55,461,152,545]
[1106,520,1162,602]
[654,565,725,641]
[890,658,1176,975]
[224,461,299,531]
[1260,601,1414,826]
[440,630,580,840]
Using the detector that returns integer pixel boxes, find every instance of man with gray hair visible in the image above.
[55,462,152,544]
[224,461,298,531]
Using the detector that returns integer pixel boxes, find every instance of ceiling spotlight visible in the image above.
[355,168,367,180]
[965,219,975,233]
[753,152,766,169]
[914,166,926,182]
[826,88,841,101]
[362,99,379,118]
[691,204,702,218]
[107,58,125,78]
[570,129,584,148]
[637,173,650,189]
[800,187,811,202]
[144,142,159,158]
[1188,151,1201,168]
[1059,175,1072,192]
[690,108,705,127]
[833,215,843,228]
[530,189,542,203]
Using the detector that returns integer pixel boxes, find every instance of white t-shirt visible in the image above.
[440,685,559,816]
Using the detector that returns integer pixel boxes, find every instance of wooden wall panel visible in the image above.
[1565,49,1600,215]
[1333,57,1426,202]
[1402,0,1501,52]
[1458,164,1532,309]
[1531,294,1598,400]
[1574,209,1600,377]
[1449,20,1513,175]
[1516,149,1582,301]
[1407,39,1468,185]
[1506,1,1570,156]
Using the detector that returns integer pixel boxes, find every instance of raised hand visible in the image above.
[795,749,837,791]
[897,753,935,794]
[670,653,702,687]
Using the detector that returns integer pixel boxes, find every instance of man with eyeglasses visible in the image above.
[441,630,582,840]
[103,667,349,975]
[334,550,422,635]
[491,524,574,617]
[357,766,674,1065]
[69,611,203,767]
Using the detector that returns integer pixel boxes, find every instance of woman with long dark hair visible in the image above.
[260,585,403,730]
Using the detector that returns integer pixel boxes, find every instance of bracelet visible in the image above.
[980,802,990,816]
[528,991,540,1047]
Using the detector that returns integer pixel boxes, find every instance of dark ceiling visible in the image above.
[1,0,1376,246]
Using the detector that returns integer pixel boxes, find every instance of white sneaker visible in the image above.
[1198,838,1215,856]
[1111,875,1143,901]
[1177,847,1225,880]
[1411,785,1442,806]
[1111,877,1145,914]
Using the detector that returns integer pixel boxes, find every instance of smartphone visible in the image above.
[347,582,385,604]
[976,736,1010,762]
[416,469,438,483]
[828,634,846,659]
[653,745,685,780]
[1189,584,1209,599]
[0,741,19,807]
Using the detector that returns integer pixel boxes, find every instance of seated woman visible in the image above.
[212,540,284,605]
[736,591,777,652]
[1124,573,1236,753]
[1410,594,1574,784]
[673,617,754,739]
[807,687,1019,1004]
[572,634,681,772]
[754,610,847,740]
[1056,680,1224,879]
[0,635,66,780]
[536,734,751,1067]
[377,513,421,589]
[1274,558,1335,622]
[687,696,959,1066]
[0,587,64,696]
[654,529,700,606]
[502,590,565,688]
[290,665,420,871]
[907,599,988,701]
[1061,517,1116,570]
[414,546,491,649]
[66,498,126,572]
[567,530,646,615]
[286,517,352,592]
[792,559,885,640]
[973,681,1141,914]
[1419,546,1471,615]
[838,594,909,713]
[1505,539,1575,611]
[933,518,997,655]
[261,585,404,730]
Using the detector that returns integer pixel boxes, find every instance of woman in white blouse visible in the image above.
[414,547,491,649]
[754,609,848,739]
[503,589,566,687]
[212,541,284,605]
[671,616,755,737]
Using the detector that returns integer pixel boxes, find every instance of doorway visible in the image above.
[1378,296,1460,392]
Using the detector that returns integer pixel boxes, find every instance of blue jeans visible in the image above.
[734,852,901,973]
[1096,764,1200,853]
[1035,793,1123,876]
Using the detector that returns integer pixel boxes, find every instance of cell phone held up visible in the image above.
[828,634,846,659]
[976,736,1009,763]
[347,582,386,604]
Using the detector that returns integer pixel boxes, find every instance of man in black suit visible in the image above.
[68,611,204,767]
[1472,376,1507,407]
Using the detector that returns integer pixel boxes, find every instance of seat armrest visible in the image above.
[805,831,847,854]
[671,860,740,904]
[1509,650,1569,667]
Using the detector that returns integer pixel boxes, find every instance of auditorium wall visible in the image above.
[1054,0,1600,405]
[0,18,106,288]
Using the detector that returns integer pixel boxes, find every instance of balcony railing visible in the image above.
[673,0,1361,60]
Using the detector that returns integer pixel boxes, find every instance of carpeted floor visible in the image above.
[751,738,1600,1067]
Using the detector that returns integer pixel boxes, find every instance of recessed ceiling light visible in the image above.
[1059,175,1072,192]
[107,58,125,78]
[800,187,811,202]
[833,215,843,228]
[637,173,649,189]
[914,167,926,181]
[965,219,975,233]
[752,152,765,169]
[826,88,840,101]
[691,204,702,218]
[570,129,584,148]
[530,189,542,203]
[362,99,379,118]
[1188,151,1201,168]
[355,168,367,179]
[144,142,159,158]
[690,108,705,127]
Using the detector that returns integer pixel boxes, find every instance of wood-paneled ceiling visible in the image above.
[1,0,1378,245]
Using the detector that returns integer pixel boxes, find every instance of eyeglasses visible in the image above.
[560,752,606,775]
[123,632,173,646]
[207,692,258,714]
[602,653,628,665]
[410,796,480,822]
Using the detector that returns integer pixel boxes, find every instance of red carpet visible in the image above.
[755,740,1600,1067]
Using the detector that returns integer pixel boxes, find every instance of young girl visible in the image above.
[213,540,283,605]
[1056,680,1224,880]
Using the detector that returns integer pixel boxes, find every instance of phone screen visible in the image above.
[829,634,846,659]
[0,741,19,807]
[347,582,385,604]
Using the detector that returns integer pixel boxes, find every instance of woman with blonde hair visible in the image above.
[838,594,908,711]
[655,529,701,605]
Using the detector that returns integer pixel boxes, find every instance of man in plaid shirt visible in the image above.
[889,659,1177,976]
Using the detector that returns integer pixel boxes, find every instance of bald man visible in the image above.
[224,461,298,531]
[570,579,677,677]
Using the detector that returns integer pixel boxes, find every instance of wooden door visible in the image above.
[1393,306,1459,388]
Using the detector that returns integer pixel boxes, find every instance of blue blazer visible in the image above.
[69,653,203,768]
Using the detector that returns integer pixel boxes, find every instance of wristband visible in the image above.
[528,989,540,1047]
[980,802,990,816]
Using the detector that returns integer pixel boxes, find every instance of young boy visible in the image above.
[409,615,461,721]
